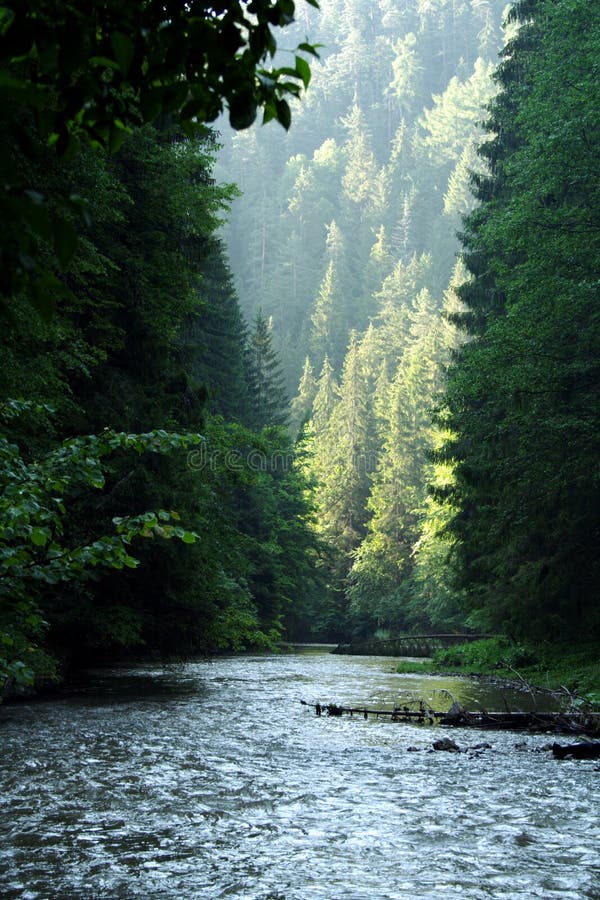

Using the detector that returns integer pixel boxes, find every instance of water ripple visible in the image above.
[1,651,598,899]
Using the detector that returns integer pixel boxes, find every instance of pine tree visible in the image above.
[245,310,289,429]
[416,57,496,167]
[290,356,318,436]
[186,240,248,422]
[348,287,444,635]
[306,336,375,635]
[309,220,356,373]
[310,356,339,434]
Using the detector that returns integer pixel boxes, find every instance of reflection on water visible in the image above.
[0,649,598,899]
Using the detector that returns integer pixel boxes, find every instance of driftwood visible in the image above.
[302,700,600,737]
[552,741,600,760]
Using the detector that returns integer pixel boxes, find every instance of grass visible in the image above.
[396,637,600,706]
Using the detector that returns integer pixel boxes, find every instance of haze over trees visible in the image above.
[220,0,599,645]
[219,0,511,637]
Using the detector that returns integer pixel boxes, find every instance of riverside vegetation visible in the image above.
[1,0,599,699]
[396,638,600,706]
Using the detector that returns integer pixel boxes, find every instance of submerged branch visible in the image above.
[302,700,600,737]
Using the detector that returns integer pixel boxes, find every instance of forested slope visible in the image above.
[2,0,598,693]
[219,0,510,638]
[221,0,599,646]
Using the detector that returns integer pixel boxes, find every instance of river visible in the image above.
[0,647,598,899]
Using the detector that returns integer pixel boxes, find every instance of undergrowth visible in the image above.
[396,637,600,706]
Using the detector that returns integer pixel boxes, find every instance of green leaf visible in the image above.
[229,92,258,130]
[298,42,321,57]
[181,531,197,544]
[262,98,277,125]
[30,528,49,547]
[295,56,311,89]
[275,98,291,130]
[110,31,135,75]
[88,55,120,70]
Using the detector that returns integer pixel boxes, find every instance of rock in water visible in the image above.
[432,738,461,752]
[552,741,600,760]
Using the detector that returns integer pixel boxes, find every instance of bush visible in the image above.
[433,637,536,671]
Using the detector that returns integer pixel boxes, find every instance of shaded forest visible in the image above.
[1,0,599,692]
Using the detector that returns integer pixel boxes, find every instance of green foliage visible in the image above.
[416,58,496,166]
[190,418,327,645]
[0,86,331,691]
[290,356,317,436]
[0,0,319,137]
[245,310,289,429]
[217,1,512,640]
[431,639,600,706]
[433,638,536,672]
[0,401,202,692]
[221,2,508,388]
[0,0,319,318]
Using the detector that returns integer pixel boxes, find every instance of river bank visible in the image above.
[395,638,600,705]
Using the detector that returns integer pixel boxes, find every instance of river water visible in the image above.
[1,648,598,899]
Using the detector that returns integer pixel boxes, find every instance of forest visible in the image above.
[1,0,599,694]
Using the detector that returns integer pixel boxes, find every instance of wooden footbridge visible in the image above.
[333,633,494,658]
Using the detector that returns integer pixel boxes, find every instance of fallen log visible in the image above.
[302,700,600,736]
[552,741,600,760]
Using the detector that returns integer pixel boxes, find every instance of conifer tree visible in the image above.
[290,357,318,437]
[310,356,339,434]
[309,260,348,373]
[245,310,289,430]
[306,336,375,634]
[348,288,444,635]
[187,241,248,422]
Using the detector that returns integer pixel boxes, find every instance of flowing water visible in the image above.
[0,647,598,899]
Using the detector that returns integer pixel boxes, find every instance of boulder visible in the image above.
[432,738,461,752]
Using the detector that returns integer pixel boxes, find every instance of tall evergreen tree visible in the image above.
[290,357,318,436]
[311,356,340,433]
[245,310,289,429]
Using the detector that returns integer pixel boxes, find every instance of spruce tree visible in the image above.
[245,310,289,429]
[290,357,318,437]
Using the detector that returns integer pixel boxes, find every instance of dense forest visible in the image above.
[219,0,511,638]
[220,0,599,644]
[0,0,324,690]
[1,0,599,693]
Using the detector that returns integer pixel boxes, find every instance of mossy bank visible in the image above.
[396,638,600,706]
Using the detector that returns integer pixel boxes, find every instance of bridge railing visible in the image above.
[332,634,496,657]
